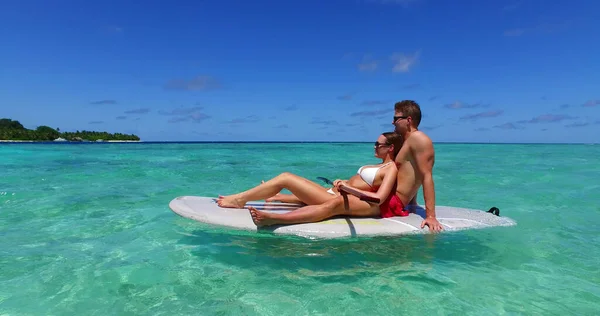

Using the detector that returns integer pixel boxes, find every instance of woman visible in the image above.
[217,132,406,226]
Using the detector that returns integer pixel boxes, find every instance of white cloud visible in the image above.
[391,51,420,73]
[358,61,378,72]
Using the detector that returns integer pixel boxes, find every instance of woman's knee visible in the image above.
[277,172,295,179]
[277,172,302,183]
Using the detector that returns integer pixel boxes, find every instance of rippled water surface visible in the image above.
[1,143,599,315]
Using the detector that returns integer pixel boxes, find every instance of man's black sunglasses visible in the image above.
[393,115,408,122]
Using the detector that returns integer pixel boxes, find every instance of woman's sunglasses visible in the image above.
[374,142,390,148]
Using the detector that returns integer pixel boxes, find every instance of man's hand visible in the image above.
[421,217,443,233]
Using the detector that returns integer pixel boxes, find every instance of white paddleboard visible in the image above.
[169,196,517,239]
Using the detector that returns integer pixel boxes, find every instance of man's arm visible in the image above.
[413,134,435,216]
[413,133,442,231]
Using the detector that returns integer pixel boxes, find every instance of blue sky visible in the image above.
[1,0,599,143]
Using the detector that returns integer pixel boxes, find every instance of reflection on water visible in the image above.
[175,224,515,276]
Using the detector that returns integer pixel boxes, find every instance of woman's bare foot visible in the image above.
[216,194,246,208]
[248,206,279,227]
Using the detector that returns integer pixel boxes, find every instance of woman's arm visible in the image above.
[338,185,380,203]
[337,166,398,205]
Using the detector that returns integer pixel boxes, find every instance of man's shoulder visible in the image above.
[408,131,433,148]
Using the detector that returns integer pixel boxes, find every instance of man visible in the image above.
[392,100,443,232]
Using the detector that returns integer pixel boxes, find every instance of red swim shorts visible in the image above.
[379,194,410,218]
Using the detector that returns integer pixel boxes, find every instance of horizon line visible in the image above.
[1,140,597,145]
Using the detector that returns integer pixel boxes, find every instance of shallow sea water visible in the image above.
[1,143,599,315]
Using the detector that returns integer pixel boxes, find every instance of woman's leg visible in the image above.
[248,194,380,227]
[217,172,336,208]
[259,180,305,204]
[265,193,305,204]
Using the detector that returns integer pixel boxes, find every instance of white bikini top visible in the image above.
[357,162,393,187]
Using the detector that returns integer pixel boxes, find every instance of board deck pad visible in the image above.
[169,196,517,239]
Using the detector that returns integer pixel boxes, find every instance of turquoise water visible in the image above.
[1,142,599,315]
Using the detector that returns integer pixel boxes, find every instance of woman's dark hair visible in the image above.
[382,131,404,158]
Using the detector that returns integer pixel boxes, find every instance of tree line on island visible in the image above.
[0,118,140,141]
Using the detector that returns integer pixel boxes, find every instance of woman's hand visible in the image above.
[333,179,348,190]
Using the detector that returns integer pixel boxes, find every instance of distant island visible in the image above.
[0,118,140,142]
